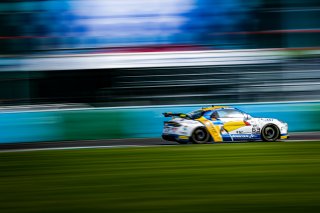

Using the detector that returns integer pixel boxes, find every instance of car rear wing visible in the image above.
[163,112,188,118]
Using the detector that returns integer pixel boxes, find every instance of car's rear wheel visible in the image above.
[261,125,280,142]
[191,128,210,144]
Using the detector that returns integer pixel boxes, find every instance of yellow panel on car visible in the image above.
[196,117,223,142]
[223,121,247,132]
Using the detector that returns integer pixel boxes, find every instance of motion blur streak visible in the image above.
[1,1,320,212]
[1,143,320,212]
[0,0,319,106]
[0,0,320,142]
[1,50,319,106]
[1,0,320,54]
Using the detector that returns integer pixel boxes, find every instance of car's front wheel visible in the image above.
[261,125,280,142]
[191,128,210,144]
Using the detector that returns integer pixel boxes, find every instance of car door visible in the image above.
[214,109,252,139]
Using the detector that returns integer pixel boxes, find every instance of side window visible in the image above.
[210,111,219,119]
[217,109,244,118]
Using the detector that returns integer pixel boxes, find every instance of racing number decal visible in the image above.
[197,117,223,142]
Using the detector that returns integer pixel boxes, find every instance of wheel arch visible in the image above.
[188,122,206,136]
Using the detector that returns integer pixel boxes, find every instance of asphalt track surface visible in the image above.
[0,132,319,152]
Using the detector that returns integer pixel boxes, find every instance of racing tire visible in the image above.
[261,125,280,142]
[191,128,210,144]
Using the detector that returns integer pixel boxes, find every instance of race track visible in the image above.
[0,132,319,152]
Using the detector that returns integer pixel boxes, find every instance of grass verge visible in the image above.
[1,142,320,213]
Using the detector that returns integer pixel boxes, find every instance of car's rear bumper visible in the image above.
[162,134,176,142]
[162,134,190,142]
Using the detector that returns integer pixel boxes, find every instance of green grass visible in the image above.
[1,142,320,213]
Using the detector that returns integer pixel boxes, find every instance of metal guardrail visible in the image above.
[0,49,287,72]
[0,49,319,107]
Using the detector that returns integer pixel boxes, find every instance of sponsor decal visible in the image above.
[261,118,274,122]
[230,134,251,138]
[252,127,261,133]
[163,128,169,134]
[230,134,260,139]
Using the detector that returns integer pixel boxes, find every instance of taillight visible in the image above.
[164,122,181,127]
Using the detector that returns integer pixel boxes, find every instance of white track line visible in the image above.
[0,140,318,153]
[0,145,166,153]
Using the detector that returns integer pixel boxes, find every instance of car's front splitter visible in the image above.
[280,134,290,139]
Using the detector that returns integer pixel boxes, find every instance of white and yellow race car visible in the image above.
[162,106,289,144]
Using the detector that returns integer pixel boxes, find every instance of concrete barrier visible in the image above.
[0,101,319,143]
[0,111,64,143]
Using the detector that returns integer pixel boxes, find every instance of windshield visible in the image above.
[186,110,203,119]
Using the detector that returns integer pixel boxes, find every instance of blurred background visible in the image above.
[2,2,320,212]
[0,0,320,143]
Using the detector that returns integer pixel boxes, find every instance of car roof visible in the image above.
[201,106,234,111]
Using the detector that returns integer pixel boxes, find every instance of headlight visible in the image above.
[279,120,288,126]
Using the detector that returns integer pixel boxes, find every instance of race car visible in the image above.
[162,106,289,144]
